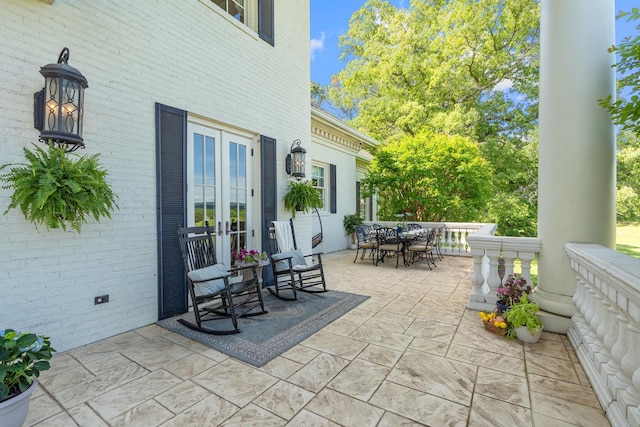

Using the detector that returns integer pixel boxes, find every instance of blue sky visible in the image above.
[310,0,639,86]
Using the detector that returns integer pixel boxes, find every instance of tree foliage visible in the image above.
[600,8,640,222]
[479,134,538,236]
[617,130,640,222]
[361,132,492,222]
[601,8,640,134]
[326,0,540,142]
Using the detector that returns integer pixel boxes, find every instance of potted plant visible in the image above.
[282,180,322,218]
[496,273,532,313]
[0,144,119,233]
[503,294,544,343]
[0,330,54,427]
[343,213,363,246]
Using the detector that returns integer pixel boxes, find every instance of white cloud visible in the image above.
[310,32,326,61]
[494,79,513,92]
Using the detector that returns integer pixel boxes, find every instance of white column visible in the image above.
[536,0,616,332]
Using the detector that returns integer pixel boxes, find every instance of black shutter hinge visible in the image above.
[251,148,254,156]
[251,189,254,197]
[252,229,255,237]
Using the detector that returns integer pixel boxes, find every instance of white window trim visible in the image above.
[199,0,260,41]
[312,162,328,212]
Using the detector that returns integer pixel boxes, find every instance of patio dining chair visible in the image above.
[267,219,327,300]
[375,227,403,268]
[353,224,378,263]
[407,226,438,269]
[177,222,268,335]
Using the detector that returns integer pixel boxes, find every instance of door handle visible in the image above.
[226,221,230,235]
[217,221,223,236]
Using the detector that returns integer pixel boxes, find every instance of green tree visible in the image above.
[600,8,640,222]
[361,131,492,222]
[601,8,640,134]
[617,130,640,222]
[326,0,540,142]
[480,133,538,236]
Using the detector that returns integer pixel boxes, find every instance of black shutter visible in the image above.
[156,103,187,319]
[261,135,277,286]
[356,181,361,215]
[258,0,274,46]
[330,164,337,213]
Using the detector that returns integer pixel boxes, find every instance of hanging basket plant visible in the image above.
[282,180,322,218]
[0,144,119,233]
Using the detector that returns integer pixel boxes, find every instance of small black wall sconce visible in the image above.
[34,47,89,152]
[285,139,306,180]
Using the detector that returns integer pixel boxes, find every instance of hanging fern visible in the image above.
[0,144,119,232]
[282,180,322,218]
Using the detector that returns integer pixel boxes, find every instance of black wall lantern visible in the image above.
[285,139,306,180]
[34,47,89,152]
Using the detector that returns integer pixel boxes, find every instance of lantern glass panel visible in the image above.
[291,151,305,176]
[45,77,60,132]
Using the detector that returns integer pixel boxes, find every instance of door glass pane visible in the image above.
[205,186,216,226]
[194,186,204,226]
[238,189,247,231]
[238,144,246,188]
[205,136,215,186]
[194,134,204,185]
[230,142,238,188]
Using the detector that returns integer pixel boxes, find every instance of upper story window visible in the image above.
[208,0,274,45]
[311,164,326,210]
[211,0,245,23]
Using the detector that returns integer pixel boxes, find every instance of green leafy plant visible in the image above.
[0,329,54,401]
[343,213,363,243]
[504,294,543,338]
[0,144,119,232]
[282,180,322,218]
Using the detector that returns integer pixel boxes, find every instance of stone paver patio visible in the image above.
[26,251,610,426]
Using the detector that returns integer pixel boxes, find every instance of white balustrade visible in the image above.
[465,224,541,312]
[565,243,640,427]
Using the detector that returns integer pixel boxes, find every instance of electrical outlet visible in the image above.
[94,295,109,305]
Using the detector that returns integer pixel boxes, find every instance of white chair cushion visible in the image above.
[187,264,229,296]
[272,249,307,272]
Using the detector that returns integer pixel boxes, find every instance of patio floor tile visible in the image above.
[25,251,610,427]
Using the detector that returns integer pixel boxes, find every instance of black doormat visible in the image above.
[157,290,369,367]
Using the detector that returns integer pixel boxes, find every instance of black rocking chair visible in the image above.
[266,219,327,300]
[177,222,267,335]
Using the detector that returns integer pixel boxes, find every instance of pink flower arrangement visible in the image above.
[232,248,268,265]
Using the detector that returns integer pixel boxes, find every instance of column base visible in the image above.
[531,288,576,318]
[537,309,572,333]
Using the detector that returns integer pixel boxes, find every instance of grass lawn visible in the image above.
[617,224,640,259]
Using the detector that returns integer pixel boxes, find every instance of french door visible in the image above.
[187,123,252,266]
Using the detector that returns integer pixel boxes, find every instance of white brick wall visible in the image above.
[0,0,310,351]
